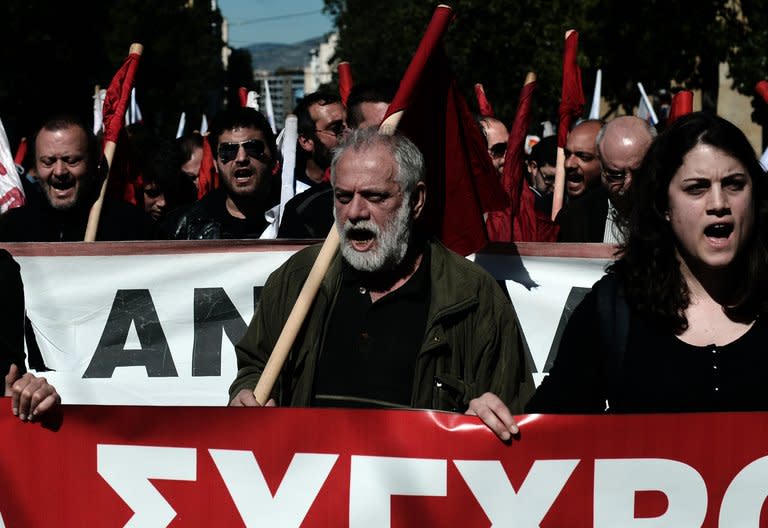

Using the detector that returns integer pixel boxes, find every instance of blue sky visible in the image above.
[218,0,334,47]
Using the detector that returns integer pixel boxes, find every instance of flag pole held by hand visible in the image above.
[252,4,454,405]
[85,43,143,242]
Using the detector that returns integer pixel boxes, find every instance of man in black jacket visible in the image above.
[171,107,279,240]
[0,114,157,242]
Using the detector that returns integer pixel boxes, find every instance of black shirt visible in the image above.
[312,248,431,408]
[526,279,768,413]
[0,195,158,242]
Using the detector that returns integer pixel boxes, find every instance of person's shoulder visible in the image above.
[430,240,499,286]
[286,182,332,210]
[265,243,327,286]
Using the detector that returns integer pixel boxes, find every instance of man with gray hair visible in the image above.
[557,116,656,243]
[230,127,534,441]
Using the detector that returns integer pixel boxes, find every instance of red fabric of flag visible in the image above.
[238,87,248,107]
[557,31,585,148]
[474,83,494,117]
[197,134,219,200]
[382,5,506,256]
[101,50,141,145]
[338,62,354,106]
[755,80,768,104]
[486,80,535,241]
[667,90,693,126]
[14,138,27,166]
[105,128,143,206]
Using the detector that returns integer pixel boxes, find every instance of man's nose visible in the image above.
[347,195,369,221]
[52,159,68,175]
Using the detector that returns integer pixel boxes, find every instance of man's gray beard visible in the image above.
[337,197,412,273]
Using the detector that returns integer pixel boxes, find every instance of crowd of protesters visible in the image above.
[2,79,768,442]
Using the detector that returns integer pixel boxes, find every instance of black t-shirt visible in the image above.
[312,248,431,408]
[0,196,159,242]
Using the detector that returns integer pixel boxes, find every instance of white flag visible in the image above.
[176,112,187,139]
[263,79,277,134]
[93,88,106,135]
[245,90,259,110]
[636,82,659,126]
[0,117,26,213]
[588,69,602,120]
[200,114,208,136]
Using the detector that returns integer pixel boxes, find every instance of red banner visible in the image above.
[3,405,768,526]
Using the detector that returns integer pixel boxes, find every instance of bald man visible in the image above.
[563,119,603,198]
[557,116,656,243]
[478,116,509,176]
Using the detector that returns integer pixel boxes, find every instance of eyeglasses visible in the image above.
[601,167,637,183]
[217,139,270,165]
[315,121,349,140]
[488,142,507,159]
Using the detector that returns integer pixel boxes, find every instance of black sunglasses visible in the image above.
[218,139,269,165]
[488,142,507,159]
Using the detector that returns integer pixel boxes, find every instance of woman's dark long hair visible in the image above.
[609,111,768,332]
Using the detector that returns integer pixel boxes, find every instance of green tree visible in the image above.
[324,0,756,135]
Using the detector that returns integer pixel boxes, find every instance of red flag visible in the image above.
[667,90,693,126]
[486,75,535,242]
[557,31,585,149]
[381,5,507,256]
[756,80,768,104]
[238,87,248,107]
[197,134,218,200]
[101,47,142,146]
[14,137,27,166]
[474,83,494,117]
[338,62,354,106]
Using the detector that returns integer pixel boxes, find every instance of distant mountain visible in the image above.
[245,36,324,72]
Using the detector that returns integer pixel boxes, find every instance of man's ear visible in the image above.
[411,181,427,220]
[297,134,314,154]
[527,160,538,175]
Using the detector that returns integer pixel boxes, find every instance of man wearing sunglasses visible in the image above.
[295,91,348,187]
[171,107,278,239]
[557,116,656,243]
[477,116,509,176]
[230,128,535,442]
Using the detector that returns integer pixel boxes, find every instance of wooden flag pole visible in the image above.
[84,43,143,242]
[252,5,451,404]
[551,30,574,221]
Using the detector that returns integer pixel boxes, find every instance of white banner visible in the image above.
[11,242,614,405]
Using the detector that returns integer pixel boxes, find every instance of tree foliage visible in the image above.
[324,0,762,137]
[0,0,226,144]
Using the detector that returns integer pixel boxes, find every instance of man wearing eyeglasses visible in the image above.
[477,116,509,176]
[557,116,655,243]
[277,86,390,239]
[295,91,348,187]
[171,107,279,240]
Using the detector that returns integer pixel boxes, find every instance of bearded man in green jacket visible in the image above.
[229,127,534,441]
